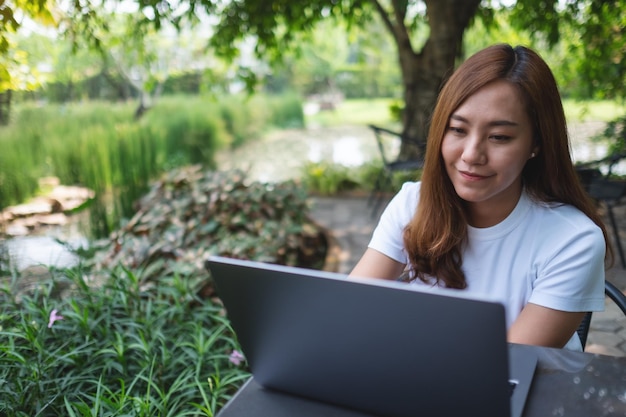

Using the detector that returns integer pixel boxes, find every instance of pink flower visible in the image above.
[229,350,245,366]
[48,309,64,328]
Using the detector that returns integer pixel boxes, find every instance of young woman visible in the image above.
[351,44,611,351]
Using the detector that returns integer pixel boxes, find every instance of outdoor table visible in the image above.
[216,344,626,417]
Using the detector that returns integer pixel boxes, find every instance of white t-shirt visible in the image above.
[369,182,606,351]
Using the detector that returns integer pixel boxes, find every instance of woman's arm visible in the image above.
[350,248,406,280]
[507,303,586,348]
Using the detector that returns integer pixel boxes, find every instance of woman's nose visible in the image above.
[461,136,486,165]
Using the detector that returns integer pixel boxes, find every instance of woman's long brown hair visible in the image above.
[403,44,612,289]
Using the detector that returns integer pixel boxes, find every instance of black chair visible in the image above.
[575,153,626,268]
[576,280,626,349]
[367,124,425,216]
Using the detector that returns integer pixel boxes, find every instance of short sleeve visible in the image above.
[528,216,606,313]
[368,182,420,264]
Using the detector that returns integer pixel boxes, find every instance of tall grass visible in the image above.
[0,94,304,234]
[0,265,250,416]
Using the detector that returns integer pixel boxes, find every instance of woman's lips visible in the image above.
[459,170,490,181]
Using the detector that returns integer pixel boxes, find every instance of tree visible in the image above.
[5,0,626,156]
[205,0,483,157]
[34,0,480,155]
[509,0,626,101]
[201,0,626,157]
[0,0,56,123]
[85,12,214,118]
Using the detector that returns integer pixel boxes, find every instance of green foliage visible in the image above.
[261,93,305,129]
[508,0,562,45]
[593,115,626,157]
[305,98,396,127]
[301,161,420,196]
[301,161,362,195]
[141,97,228,168]
[0,166,325,415]
[567,1,626,101]
[162,71,203,95]
[0,94,304,222]
[89,166,326,281]
[263,18,400,100]
[0,264,250,416]
[218,97,256,148]
[507,0,626,101]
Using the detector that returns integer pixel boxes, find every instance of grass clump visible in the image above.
[0,265,250,416]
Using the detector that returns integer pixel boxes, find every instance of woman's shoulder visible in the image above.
[523,198,606,273]
[529,198,603,236]
[394,181,422,209]
[377,181,421,226]
[398,180,421,194]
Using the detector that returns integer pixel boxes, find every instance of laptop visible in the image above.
[205,256,537,417]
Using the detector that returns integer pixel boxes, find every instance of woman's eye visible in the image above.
[448,126,465,134]
[490,135,511,141]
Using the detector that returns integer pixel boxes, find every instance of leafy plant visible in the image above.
[301,161,421,196]
[0,264,250,416]
[88,166,327,288]
[594,114,626,157]
[301,161,362,195]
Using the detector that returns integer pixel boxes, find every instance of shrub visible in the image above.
[594,114,626,158]
[89,166,326,284]
[301,161,421,196]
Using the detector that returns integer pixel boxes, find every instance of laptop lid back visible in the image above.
[206,256,511,417]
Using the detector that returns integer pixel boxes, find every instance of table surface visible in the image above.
[217,345,626,417]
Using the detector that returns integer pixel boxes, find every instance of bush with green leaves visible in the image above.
[301,161,421,196]
[89,166,326,284]
[300,161,363,195]
[594,114,626,158]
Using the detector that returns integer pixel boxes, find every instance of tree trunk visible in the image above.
[390,0,482,159]
[0,90,12,126]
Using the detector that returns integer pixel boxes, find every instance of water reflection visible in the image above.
[0,193,124,271]
[307,135,372,167]
[4,235,87,270]
[216,126,378,182]
[2,213,90,271]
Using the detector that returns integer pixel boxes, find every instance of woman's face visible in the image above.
[441,80,537,227]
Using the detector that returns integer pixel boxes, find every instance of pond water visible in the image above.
[2,212,90,271]
[1,121,613,272]
[215,125,379,182]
